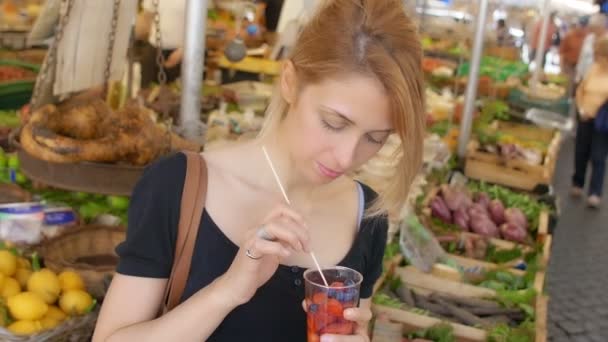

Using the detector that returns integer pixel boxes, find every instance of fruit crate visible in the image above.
[464,121,562,191]
[372,264,549,342]
[420,185,551,245]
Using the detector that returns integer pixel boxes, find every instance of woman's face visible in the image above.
[280,71,393,185]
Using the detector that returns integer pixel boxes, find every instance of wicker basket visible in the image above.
[0,308,98,342]
[38,225,126,299]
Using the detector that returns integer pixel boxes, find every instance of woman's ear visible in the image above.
[280,60,298,105]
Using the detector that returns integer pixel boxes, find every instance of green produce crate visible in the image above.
[507,88,570,117]
[0,59,40,110]
[457,56,528,82]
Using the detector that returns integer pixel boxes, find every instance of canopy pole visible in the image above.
[179,0,208,142]
[457,0,490,158]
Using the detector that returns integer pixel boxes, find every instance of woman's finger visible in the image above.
[277,216,310,251]
[319,334,369,342]
[262,221,306,252]
[264,204,307,228]
[343,307,373,323]
[247,238,292,259]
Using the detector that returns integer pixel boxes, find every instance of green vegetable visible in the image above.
[0,110,20,128]
[384,241,400,261]
[496,288,537,307]
[429,120,451,137]
[430,217,462,233]
[372,293,403,309]
[479,280,507,291]
[107,196,130,210]
[7,155,19,170]
[487,322,534,342]
[486,245,523,264]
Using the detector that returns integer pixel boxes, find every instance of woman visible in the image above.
[93,0,424,341]
[572,36,608,208]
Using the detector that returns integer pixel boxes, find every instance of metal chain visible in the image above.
[153,0,167,87]
[104,0,122,87]
[30,0,74,108]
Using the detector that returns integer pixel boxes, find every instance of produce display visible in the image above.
[0,66,35,83]
[0,249,95,336]
[374,272,536,340]
[429,185,527,243]
[20,95,201,165]
[457,57,528,83]
[1,150,128,225]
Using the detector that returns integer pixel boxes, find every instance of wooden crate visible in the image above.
[464,124,562,191]
[373,265,549,342]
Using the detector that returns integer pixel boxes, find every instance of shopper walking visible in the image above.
[93,0,425,341]
[559,18,589,93]
[572,37,608,208]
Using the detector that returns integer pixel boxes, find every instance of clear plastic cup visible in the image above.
[303,266,363,341]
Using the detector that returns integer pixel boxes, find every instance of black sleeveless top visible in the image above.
[116,153,388,341]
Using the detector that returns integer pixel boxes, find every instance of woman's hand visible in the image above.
[302,300,373,342]
[322,306,372,342]
[217,204,310,307]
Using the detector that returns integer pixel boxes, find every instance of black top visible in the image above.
[116,153,388,341]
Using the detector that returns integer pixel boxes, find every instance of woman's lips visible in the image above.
[316,162,343,179]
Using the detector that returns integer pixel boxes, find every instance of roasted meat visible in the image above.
[20,97,200,165]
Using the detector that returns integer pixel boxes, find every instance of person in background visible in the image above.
[572,37,608,208]
[496,19,514,47]
[575,14,608,84]
[135,0,186,88]
[560,17,590,94]
[529,11,558,68]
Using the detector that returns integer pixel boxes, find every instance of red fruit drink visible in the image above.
[303,266,363,342]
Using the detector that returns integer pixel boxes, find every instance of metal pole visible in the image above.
[179,0,208,143]
[530,0,552,87]
[457,0,490,158]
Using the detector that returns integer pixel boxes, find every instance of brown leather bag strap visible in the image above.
[162,151,208,313]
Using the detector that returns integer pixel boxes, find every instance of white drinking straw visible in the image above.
[262,145,329,287]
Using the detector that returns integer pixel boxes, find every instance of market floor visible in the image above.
[547,135,608,342]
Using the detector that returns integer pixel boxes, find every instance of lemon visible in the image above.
[39,316,60,330]
[45,306,67,322]
[27,269,61,304]
[0,250,17,277]
[0,272,7,290]
[15,268,31,288]
[8,320,42,335]
[1,277,20,298]
[59,290,93,316]
[58,270,85,292]
[7,292,48,320]
[16,257,31,270]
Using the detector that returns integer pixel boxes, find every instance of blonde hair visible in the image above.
[261,0,425,217]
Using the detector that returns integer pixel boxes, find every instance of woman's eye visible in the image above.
[365,134,384,145]
[321,119,344,131]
